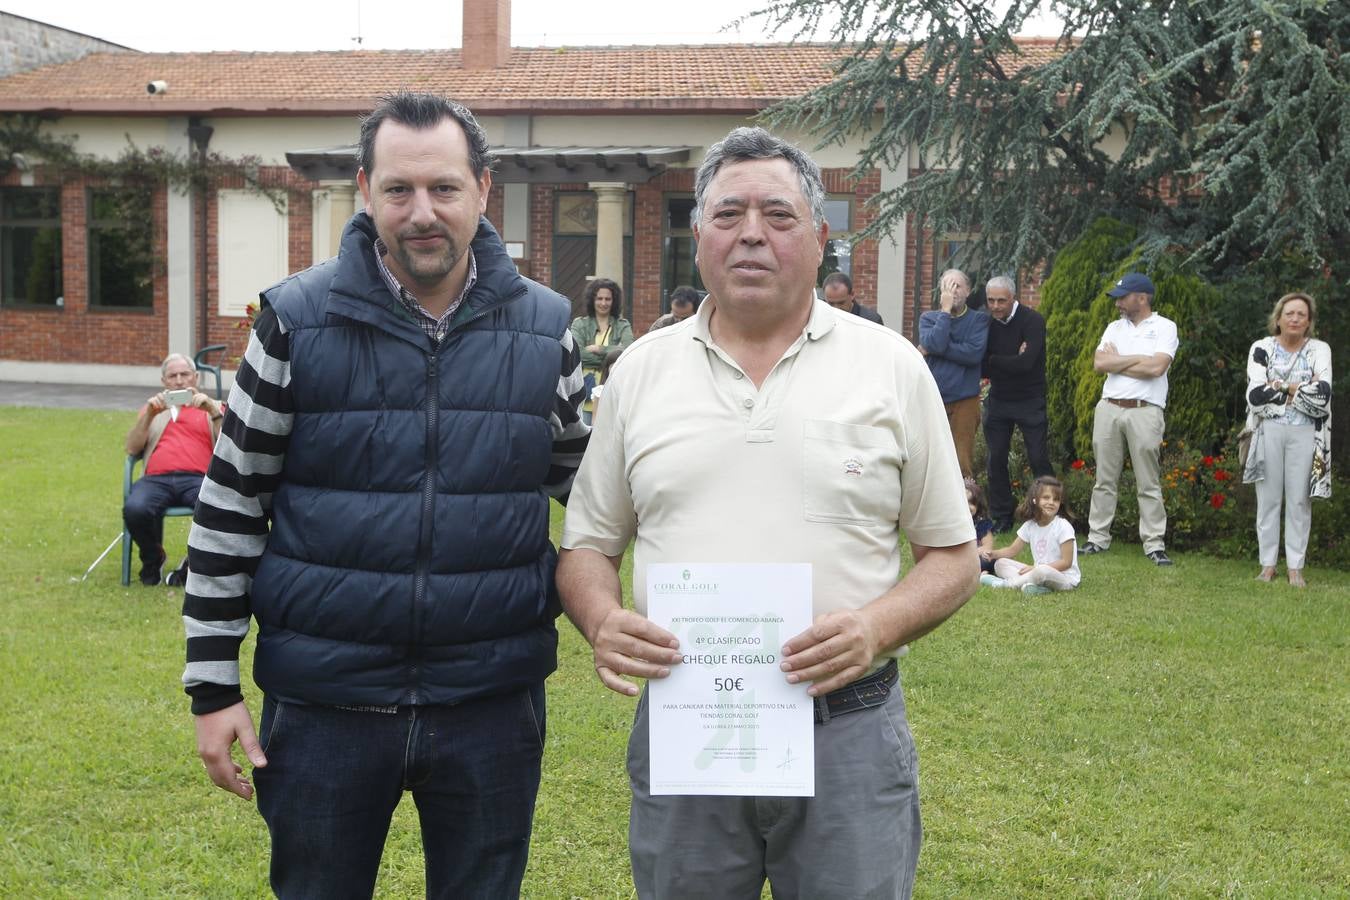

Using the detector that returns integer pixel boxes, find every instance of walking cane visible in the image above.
[72,534,123,583]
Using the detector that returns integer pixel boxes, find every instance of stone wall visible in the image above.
[0,12,131,78]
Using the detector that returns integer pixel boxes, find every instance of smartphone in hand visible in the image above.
[165,389,194,407]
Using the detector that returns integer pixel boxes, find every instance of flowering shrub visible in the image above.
[1060,443,1254,551]
[982,432,1350,567]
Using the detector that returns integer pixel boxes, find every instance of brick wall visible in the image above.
[0,173,168,366]
[822,167,881,318]
[0,165,316,369]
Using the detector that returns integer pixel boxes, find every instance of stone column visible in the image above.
[590,182,626,285]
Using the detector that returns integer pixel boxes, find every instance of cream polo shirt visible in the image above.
[1097,312,1179,408]
[561,297,975,636]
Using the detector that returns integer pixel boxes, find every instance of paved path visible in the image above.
[0,381,153,411]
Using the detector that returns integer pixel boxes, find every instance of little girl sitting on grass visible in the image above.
[981,475,1081,596]
[965,478,996,573]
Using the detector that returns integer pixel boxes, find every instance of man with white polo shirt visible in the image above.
[557,126,976,898]
[1083,272,1178,565]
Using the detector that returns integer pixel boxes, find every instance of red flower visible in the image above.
[1202,456,1215,467]
[1071,459,1086,470]
[1214,470,1231,481]
[1210,493,1226,509]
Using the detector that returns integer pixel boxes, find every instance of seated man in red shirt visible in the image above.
[124,354,225,585]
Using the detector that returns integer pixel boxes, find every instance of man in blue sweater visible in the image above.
[919,268,990,477]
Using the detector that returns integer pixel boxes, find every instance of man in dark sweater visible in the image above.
[982,275,1054,531]
[822,271,883,324]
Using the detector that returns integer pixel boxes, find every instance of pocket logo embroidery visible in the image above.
[843,457,864,477]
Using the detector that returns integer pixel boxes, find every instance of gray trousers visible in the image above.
[1255,420,1315,569]
[1088,400,1167,553]
[627,683,922,900]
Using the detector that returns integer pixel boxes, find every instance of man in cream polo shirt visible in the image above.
[557,126,977,899]
[1083,272,1179,565]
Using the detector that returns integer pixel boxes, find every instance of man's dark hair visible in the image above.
[670,285,701,309]
[358,91,493,178]
[693,126,826,227]
[585,277,624,318]
[822,272,853,293]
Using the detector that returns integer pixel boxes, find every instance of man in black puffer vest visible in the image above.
[182,92,589,898]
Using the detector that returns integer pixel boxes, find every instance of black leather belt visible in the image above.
[813,658,898,724]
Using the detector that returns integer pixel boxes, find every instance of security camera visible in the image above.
[147,80,169,95]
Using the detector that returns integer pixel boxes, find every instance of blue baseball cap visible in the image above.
[1107,273,1155,297]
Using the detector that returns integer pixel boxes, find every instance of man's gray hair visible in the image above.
[940,268,971,288]
[161,353,193,376]
[692,127,826,227]
[986,275,1016,295]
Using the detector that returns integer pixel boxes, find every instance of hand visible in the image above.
[1016,564,1031,575]
[190,392,222,418]
[1018,341,1028,355]
[146,392,168,415]
[589,607,681,697]
[195,701,268,800]
[780,609,880,696]
[587,343,602,354]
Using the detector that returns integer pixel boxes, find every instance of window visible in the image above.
[87,190,153,309]
[217,189,288,317]
[660,195,703,309]
[818,196,854,287]
[0,188,63,307]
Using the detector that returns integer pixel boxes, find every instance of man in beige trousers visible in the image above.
[1082,273,1178,566]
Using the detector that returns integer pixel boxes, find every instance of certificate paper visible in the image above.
[646,563,814,796]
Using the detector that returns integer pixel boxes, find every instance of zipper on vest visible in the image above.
[408,353,439,703]
[442,281,528,340]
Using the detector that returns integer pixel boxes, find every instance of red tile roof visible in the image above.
[0,40,1068,115]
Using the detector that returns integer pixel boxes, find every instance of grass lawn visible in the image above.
[1,405,1346,898]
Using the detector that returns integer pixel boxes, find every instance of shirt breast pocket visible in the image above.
[802,419,902,526]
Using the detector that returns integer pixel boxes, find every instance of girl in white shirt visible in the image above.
[981,476,1081,596]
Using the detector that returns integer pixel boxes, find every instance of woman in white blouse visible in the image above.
[1242,292,1333,588]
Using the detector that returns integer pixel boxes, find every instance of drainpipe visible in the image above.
[187,119,214,353]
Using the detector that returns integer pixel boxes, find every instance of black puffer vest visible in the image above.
[252,212,567,707]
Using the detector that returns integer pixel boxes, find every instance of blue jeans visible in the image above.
[254,686,546,899]
[122,471,203,563]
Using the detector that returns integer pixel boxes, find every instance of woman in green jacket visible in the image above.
[570,278,634,420]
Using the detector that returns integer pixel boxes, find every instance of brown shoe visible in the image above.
[1288,569,1306,588]
[1255,567,1276,583]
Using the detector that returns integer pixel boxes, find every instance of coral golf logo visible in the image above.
[654,567,717,594]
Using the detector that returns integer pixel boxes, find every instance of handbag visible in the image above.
[1236,424,1254,470]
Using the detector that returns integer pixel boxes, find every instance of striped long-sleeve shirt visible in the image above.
[182,297,591,715]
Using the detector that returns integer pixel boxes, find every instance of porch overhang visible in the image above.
[285,144,694,184]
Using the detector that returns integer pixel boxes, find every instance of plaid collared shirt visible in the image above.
[373,238,477,343]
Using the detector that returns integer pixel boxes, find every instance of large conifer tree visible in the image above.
[757,0,1348,279]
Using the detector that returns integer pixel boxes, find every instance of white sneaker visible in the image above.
[979,573,1005,588]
